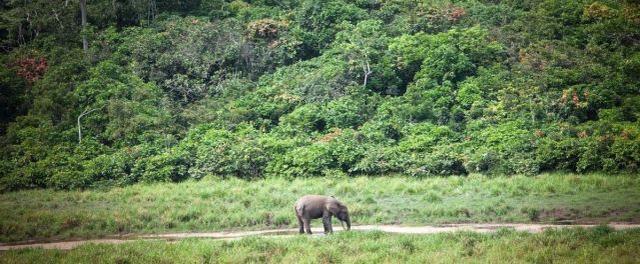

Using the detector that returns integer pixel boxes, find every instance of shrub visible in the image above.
[464,121,538,174]
[406,143,466,177]
[266,143,334,178]
[278,104,325,133]
[351,146,409,175]
[398,123,458,152]
[608,132,640,172]
[132,150,190,183]
[82,151,133,186]
[188,126,269,179]
[323,96,370,129]
[326,129,367,171]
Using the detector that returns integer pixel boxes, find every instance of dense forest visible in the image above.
[0,0,639,190]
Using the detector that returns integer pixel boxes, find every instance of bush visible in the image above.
[278,104,325,133]
[398,123,458,152]
[533,121,640,173]
[266,143,334,178]
[323,96,370,129]
[406,143,466,177]
[464,121,538,175]
[48,170,88,190]
[326,129,367,171]
[188,126,269,179]
[351,146,409,175]
[608,132,640,172]
[82,151,133,186]
[132,150,190,183]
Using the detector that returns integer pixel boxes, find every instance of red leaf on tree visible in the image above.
[12,57,48,83]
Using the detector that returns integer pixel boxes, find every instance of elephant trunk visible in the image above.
[344,215,351,231]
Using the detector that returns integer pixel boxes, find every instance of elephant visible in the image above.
[294,195,351,234]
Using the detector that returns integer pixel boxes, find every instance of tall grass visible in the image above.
[2,227,639,263]
[1,173,638,242]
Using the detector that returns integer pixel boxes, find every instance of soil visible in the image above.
[2,223,640,251]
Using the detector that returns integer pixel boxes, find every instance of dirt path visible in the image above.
[2,223,639,251]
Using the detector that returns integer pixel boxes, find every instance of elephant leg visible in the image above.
[303,218,312,234]
[296,214,304,234]
[322,212,333,234]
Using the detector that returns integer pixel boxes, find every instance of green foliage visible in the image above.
[464,121,538,175]
[324,96,372,129]
[1,0,640,190]
[294,0,368,56]
[74,61,174,146]
[279,103,324,132]
[132,149,189,183]
[266,140,334,178]
[68,146,132,188]
[398,123,457,152]
[351,146,409,175]
[534,121,640,173]
[186,125,270,179]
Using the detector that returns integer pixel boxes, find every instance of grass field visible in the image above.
[1,173,639,243]
[1,227,639,263]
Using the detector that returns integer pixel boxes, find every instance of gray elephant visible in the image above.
[294,195,351,234]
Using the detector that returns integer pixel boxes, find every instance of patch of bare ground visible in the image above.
[537,208,638,224]
[2,223,640,251]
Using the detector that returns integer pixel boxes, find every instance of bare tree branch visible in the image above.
[77,106,103,144]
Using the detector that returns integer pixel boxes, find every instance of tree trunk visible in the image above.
[77,107,101,144]
[79,0,88,54]
[362,59,372,87]
[77,113,83,143]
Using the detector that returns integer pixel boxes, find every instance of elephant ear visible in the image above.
[327,202,341,214]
